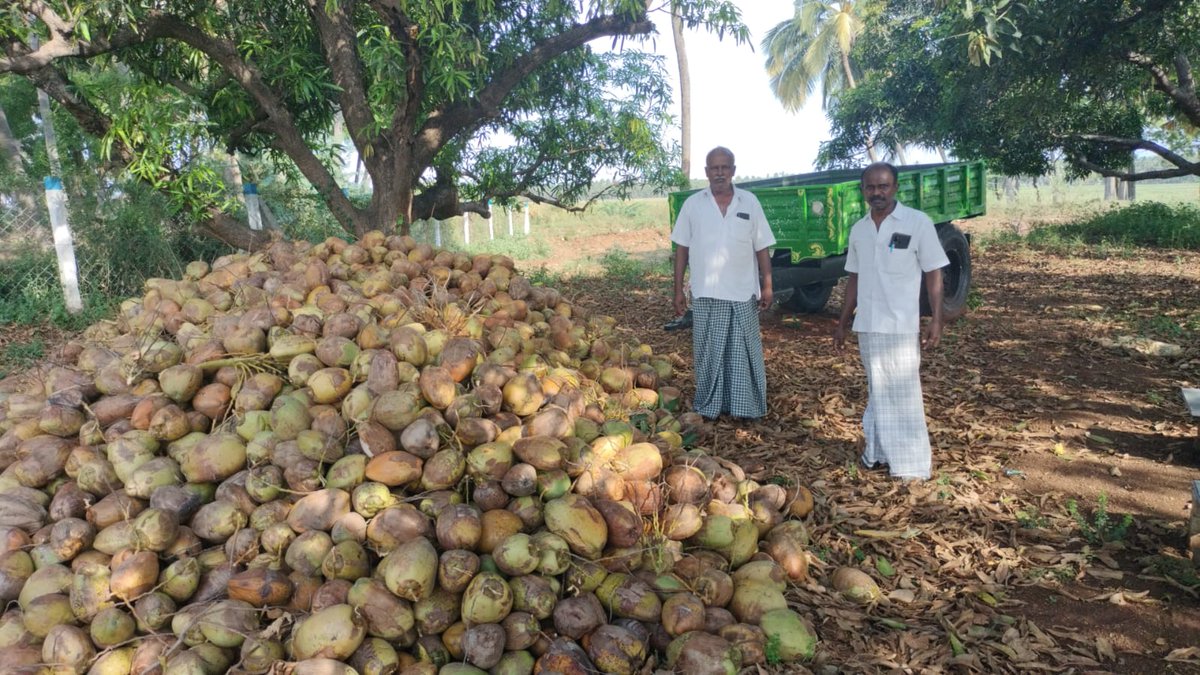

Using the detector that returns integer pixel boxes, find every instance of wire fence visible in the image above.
[0,188,64,307]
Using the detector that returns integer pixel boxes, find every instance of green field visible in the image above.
[416,179,1198,254]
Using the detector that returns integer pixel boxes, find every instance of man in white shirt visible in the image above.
[670,147,776,420]
[834,162,949,480]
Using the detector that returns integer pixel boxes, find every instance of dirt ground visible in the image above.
[550,222,1200,674]
[3,217,1197,673]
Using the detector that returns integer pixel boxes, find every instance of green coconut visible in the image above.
[759,608,817,662]
[543,494,607,560]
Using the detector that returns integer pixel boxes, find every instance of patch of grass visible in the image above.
[1138,314,1185,340]
[1028,202,1200,251]
[464,234,551,261]
[1015,506,1049,529]
[1066,493,1134,545]
[1141,554,1200,588]
[966,288,984,311]
[0,339,46,379]
[524,265,561,287]
[595,247,670,288]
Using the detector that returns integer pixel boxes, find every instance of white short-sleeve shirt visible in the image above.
[670,187,776,302]
[844,201,949,334]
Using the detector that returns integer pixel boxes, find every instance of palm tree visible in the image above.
[763,0,878,161]
[671,5,692,179]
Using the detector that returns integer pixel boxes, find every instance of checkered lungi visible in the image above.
[858,332,932,479]
[691,296,767,419]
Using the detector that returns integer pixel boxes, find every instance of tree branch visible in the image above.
[305,0,376,155]
[1069,155,1195,182]
[0,4,170,73]
[414,13,654,167]
[1126,51,1200,127]
[145,15,360,233]
[370,0,425,139]
[1070,133,1200,172]
[520,190,608,213]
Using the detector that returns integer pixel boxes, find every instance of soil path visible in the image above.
[551,226,1200,674]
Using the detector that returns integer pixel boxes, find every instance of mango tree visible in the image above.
[0,1,747,248]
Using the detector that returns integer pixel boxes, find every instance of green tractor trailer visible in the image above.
[667,161,987,320]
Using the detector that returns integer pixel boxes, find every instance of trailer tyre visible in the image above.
[921,223,971,320]
[783,282,834,313]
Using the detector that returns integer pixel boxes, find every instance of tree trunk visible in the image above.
[1003,176,1018,201]
[0,101,25,173]
[1103,176,1117,200]
[29,36,63,177]
[224,152,246,205]
[671,7,691,179]
[199,208,272,249]
[937,146,948,163]
[892,144,908,165]
[840,51,877,162]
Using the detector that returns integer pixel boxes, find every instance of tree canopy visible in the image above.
[1,0,747,248]
[815,0,1200,180]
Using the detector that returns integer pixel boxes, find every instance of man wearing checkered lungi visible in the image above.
[671,147,776,420]
[834,163,950,481]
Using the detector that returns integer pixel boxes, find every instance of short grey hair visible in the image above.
[706,147,735,166]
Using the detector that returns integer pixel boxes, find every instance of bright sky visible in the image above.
[645,1,830,180]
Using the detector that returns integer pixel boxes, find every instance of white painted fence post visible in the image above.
[463,212,471,246]
[507,206,513,236]
[523,201,530,235]
[244,183,262,230]
[487,200,495,240]
[434,219,442,247]
[43,177,82,313]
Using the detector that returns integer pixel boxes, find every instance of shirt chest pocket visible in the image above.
[883,247,918,275]
[729,218,753,243]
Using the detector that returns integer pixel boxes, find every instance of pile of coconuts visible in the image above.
[0,231,830,675]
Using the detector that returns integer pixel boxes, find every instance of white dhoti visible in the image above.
[858,332,932,479]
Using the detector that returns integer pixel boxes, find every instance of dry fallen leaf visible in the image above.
[1166,647,1200,663]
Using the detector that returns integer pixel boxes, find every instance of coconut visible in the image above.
[463,622,506,669]
[0,551,33,603]
[241,638,285,674]
[552,593,607,640]
[759,608,817,662]
[350,637,401,675]
[287,489,351,533]
[461,571,513,625]
[661,592,707,637]
[347,578,415,641]
[492,533,539,576]
[595,573,661,622]
[291,604,367,661]
[110,550,159,602]
[89,606,136,648]
[228,567,294,607]
[509,574,557,620]
[133,592,177,632]
[364,451,423,487]
[666,631,742,675]
[543,494,607,560]
[378,537,438,602]
[434,503,482,552]
[830,566,882,604]
[728,581,788,625]
[42,623,95,674]
[582,624,647,675]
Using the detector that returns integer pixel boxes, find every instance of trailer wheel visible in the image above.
[783,282,834,313]
[921,223,971,319]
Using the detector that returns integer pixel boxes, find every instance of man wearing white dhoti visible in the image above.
[833,163,949,481]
